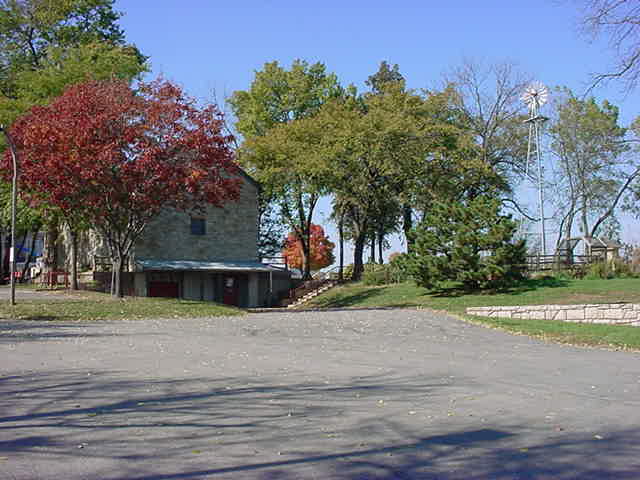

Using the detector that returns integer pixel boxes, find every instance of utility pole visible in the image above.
[1,125,18,305]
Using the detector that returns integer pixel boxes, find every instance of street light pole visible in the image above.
[1,125,18,306]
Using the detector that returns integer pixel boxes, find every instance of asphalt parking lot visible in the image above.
[1,308,639,479]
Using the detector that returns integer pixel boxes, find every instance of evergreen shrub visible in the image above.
[405,195,527,290]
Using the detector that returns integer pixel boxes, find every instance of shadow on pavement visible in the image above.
[1,370,638,479]
[0,320,121,343]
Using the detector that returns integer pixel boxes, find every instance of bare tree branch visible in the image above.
[579,0,640,93]
[589,166,640,236]
[502,198,539,221]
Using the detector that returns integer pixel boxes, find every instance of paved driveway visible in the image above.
[1,309,639,479]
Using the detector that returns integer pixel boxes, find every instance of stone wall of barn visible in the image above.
[134,177,259,262]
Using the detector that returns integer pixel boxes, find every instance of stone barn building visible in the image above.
[63,171,290,308]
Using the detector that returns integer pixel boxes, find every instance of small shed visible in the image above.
[582,237,622,261]
[558,236,622,262]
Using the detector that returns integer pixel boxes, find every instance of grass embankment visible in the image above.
[0,290,242,321]
[306,277,640,350]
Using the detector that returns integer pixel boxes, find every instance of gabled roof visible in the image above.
[236,167,260,191]
[559,236,623,251]
[580,236,623,249]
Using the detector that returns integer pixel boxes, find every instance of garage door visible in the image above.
[148,282,179,298]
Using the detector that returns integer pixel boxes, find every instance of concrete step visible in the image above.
[287,281,340,309]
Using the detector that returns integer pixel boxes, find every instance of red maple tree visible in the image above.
[283,223,335,272]
[4,78,241,296]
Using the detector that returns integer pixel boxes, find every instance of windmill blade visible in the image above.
[537,86,549,107]
[522,81,549,108]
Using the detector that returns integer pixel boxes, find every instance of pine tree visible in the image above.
[407,195,526,290]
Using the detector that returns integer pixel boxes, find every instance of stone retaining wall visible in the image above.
[466,303,640,326]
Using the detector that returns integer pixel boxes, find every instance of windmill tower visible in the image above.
[521,82,549,255]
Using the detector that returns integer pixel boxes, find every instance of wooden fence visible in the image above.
[524,254,601,273]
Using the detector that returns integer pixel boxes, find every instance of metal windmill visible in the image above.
[521,82,549,255]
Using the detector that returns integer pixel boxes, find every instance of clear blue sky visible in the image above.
[114,0,640,255]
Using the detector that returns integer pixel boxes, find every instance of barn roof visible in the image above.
[136,259,281,272]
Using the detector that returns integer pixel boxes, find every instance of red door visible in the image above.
[148,282,179,298]
[222,276,239,306]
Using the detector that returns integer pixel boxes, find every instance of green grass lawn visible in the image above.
[470,315,640,351]
[0,290,243,321]
[306,277,640,350]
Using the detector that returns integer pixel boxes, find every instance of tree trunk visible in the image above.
[69,229,78,290]
[580,194,589,237]
[370,236,375,263]
[300,235,312,280]
[403,204,413,252]
[113,256,123,298]
[353,233,367,281]
[564,211,574,259]
[43,225,59,276]
[377,231,384,264]
[338,216,344,281]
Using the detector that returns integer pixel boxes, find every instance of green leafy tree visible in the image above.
[364,61,441,253]
[12,42,144,107]
[322,83,456,280]
[364,61,406,257]
[240,112,334,279]
[0,0,146,123]
[365,60,406,94]
[407,195,526,291]
[230,59,342,137]
[548,89,637,248]
[365,79,506,253]
[230,60,342,279]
